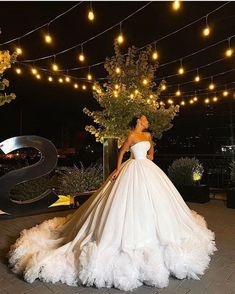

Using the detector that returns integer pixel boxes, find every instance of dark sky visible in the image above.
[0,1,235,149]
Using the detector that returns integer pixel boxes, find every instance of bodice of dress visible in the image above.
[130,140,151,160]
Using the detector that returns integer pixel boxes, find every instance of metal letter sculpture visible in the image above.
[0,136,59,215]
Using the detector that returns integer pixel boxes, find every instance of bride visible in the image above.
[7,113,217,292]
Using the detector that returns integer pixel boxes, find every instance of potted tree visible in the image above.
[168,157,210,203]
[226,160,235,208]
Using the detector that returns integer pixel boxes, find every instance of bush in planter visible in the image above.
[57,162,103,197]
[168,157,209,203]
[227,160,235,208]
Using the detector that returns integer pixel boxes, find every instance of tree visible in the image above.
[0,50,17,106]
[83,41,180,147]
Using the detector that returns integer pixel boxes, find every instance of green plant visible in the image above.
[10,175,58,201]
[57,162,103,196]
[83,41,179,148]
[229,160,235,183]
[168,157,204,186]
[0,50,18,106]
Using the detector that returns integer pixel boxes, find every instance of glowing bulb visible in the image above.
[52,63,59,71]
[209,83,215,90]
[213,96,218,102]
[205,98,210,104]
[168,99,173,104]
[74,83,78,89]
[82,85,87,90]
[160,101,164,105]
[178,67,184,75]
[180,101,185,105]
[203,26,210,37]
[79,53,85,62]
[45,34,52,43]
[58,78,63,83]
[16,47,23,55]
[223,90,229,97]
[225,48,233,57]
[152,51,158,60]
[115,67,121,74]
[172,0,181,11]
[176,90,181,96]
[195,75,200,82]
[150,94,153,99]
[193,96,198,101]
[87,73,92,80]
[92,85,96,90]
[190,99,194,104]
[15,68,21,74]
[147,99,151,104]
[65,76,71,83]
[31,68,37,75]
[48,76,53,82]
[161,84,166,91]
[135,89,139,95]
[36,74,41,79]
[88,10,95,21]
[130,93,134,99]
[142,79,148,85]
[117,33,124,44]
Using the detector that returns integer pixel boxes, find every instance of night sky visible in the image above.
[0,1,235,152]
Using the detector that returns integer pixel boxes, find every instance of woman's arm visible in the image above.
[111,133,133,180]
[147,132,154,160]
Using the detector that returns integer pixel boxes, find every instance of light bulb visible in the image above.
[195,75,200,82]
[205,98,210,104]
[117,33,124,44]
[225,48,233,57]
[58,78,63,83]
[172,0,181,11]
[31,68,37,75]
[152,51,158,60]
[115,67,121,74]
[178,67,184,75]
[114,84,119,89]
[74,83,78,89]
[203,26,210,37]
[213,96,218,102]
[142,79,148,85]
[16,47,23,55]
[176,90,181,96]
[88,10,95,21]
[193,96,198,101]
[223,90,228,97]
[130,93,134,99]
[87,73,92,80]
[79,53,85,62]
[190,99,194,104]
[52,63,59,71]
[45,34,52,43]
[209,83,215,90]
[92,85,96,90]
[168,99,173,104]
[65,76,71,82]
[161,84,166,90]
[147,99,151,104]
[82,85,87,90]
[36,74,41,79]
[48,76,53,82]
[15,68,21,74]
[180,101,185,105]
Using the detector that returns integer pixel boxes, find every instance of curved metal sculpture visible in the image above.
[0,136,59,215]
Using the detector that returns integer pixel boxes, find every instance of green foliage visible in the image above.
[168,157,204,186]
[0,50,17,106]
[83,41,180,147]
[10,175,58,201]
[57,162,103,196]
[229,160,235,183]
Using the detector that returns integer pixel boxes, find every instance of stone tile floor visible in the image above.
[0,200,234,294]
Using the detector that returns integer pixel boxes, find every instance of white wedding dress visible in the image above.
[7,140,217,292]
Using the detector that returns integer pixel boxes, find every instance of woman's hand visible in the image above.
[147,154,154,161]
[111,168,121,181]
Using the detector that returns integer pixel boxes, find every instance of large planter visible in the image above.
[176,184,210,203]
[103,137,118,181]
[73,190,97,208]
[226,187,235,208]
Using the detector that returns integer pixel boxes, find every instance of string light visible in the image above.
[223,90,229,96]
[213,96,218,102]
[178,59,184,75]
[161,84,166,90]
[176,85,181,96]
[65,76,71,82]
[82,84,87,90]
[142,78,148,85]
[194,68,200,82]
[52,63,59,71]
[58,78,63,83]
[31,68,37,75]
[225,38,233,57]
[189,99,194,104]
[48,76,53,82]
[114,84,119,89]
[180,101,185,106]
[87,73,92,80]
[15,68,22,74]
[16,47,23,55]
[88,2,95,21]
[209,77,215,90]
[117,23,124,44]
[74,83,78,89]
[172,0,181,11]
[205,98,210,104]
[168,99,174,104]
[36,74,41,79]
[202,15,211,37]
[115,67,121,74]
[45,34,52,44]
[78,46,85,62]
[193,96,198,101]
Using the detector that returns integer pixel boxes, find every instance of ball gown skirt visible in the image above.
[7,140,217,292]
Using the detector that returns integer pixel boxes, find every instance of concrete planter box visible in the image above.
[176,184,210,203]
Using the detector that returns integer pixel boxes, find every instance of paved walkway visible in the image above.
[0,200,234,294]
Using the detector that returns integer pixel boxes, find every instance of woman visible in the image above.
[7,113,217,292]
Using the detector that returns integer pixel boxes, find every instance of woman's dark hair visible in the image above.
[128,114,143,129]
